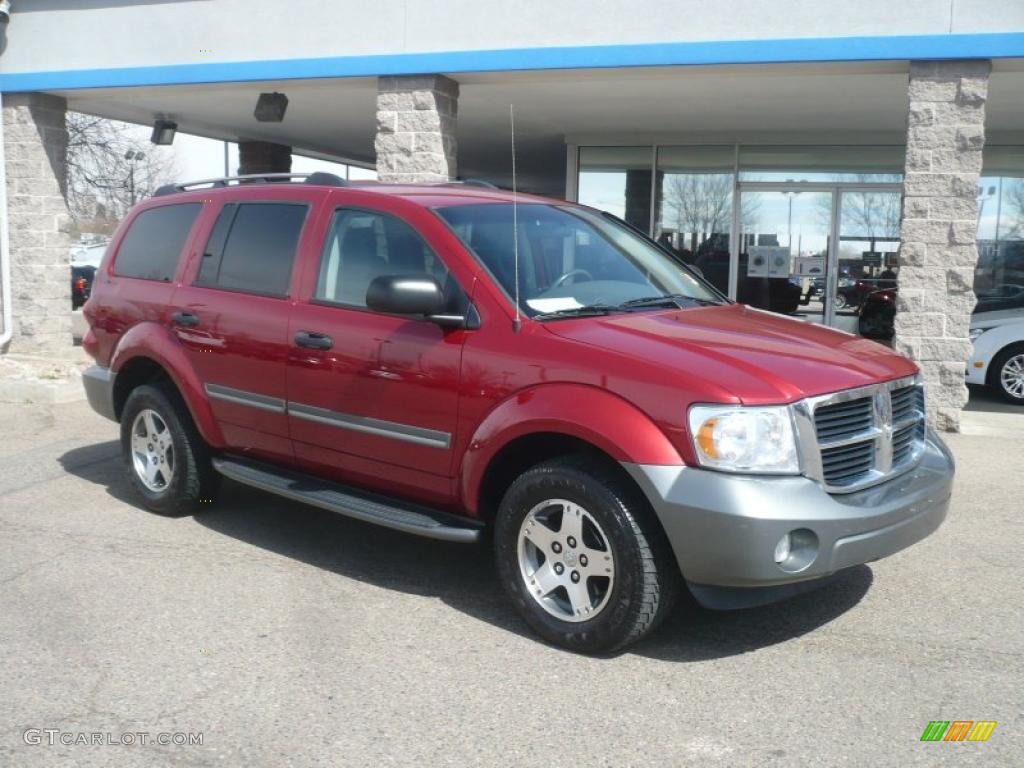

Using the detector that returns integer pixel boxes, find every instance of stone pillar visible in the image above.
[895,60,990,432]
[2,93,73,355]
[375,75,458,183]
[237,140,291,175]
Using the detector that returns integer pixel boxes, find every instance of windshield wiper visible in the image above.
[619,294,723,310]
[532,304,619,321]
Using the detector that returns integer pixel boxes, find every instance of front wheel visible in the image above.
[991,344,1024,405]
[494,456,679,654]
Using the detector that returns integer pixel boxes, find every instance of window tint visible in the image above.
[196,203,306,296]
[315,209,453,309]
[114,203,201,281]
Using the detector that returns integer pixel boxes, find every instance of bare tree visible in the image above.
[1000,178,1024,239]
[66,112,180,236]
[661,173,734,251]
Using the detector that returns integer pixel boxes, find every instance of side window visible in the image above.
[195,202,306,297]
[314,209,454,309]
[113,203,201,281]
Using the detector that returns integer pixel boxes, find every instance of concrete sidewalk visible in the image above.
[0,400,1020,767]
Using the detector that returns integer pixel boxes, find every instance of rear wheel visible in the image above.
[494,455,679,654]
[990,343,1024,405]
[120,383,219,515]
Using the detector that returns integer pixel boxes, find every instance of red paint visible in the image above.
[83,181,919,517]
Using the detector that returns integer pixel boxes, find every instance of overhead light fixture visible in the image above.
[254,92,288,123]
[150,119,177,145]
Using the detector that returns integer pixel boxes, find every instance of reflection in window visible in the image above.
[654,146,735,295]
[738,145,904,182]
[577,147,653,233]
[976,149,1024,318]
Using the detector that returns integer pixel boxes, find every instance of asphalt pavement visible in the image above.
[0,399,1020,767]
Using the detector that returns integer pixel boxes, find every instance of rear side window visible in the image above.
[113,203,201,281]
[196,202,307,297]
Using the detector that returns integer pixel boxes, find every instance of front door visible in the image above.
[286,204,471,504]
[734,183,901,336]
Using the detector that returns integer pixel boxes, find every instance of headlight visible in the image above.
[687,405,800,474]
[969,327,986,343]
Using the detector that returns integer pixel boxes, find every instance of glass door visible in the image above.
[836,189,902,340]
[734,184,902,336]
[735,187,836,324]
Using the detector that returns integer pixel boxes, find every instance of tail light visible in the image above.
[74,276,88,292]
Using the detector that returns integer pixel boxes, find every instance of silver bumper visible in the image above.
[623,428,954,609]
[82,365,117,422]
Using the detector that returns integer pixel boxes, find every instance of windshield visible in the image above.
[435,203,722,318]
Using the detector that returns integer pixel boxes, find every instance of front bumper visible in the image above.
[82,365,117,422]
[623,428,954,609]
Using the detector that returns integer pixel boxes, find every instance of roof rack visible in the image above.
[153,171,348,197]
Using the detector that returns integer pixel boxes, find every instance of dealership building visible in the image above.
[1,1,1023,428]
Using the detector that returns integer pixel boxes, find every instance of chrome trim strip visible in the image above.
[287,402,451,449]
[204,384,286,414]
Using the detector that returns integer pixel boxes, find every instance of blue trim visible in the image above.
[1,32,1022,92]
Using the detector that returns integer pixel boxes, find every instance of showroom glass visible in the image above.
[196,202,307,297]
[436,203,719,318]
[114,203,201,281]
[976,147,1024,320]
[655,146,735,296]
[737,146,905,182]
[314,208,451,308]
[577,147,654,232]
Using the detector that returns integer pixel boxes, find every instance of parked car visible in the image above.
[858,288,897,340]
[968,305,1024,403]
[859,284,1024,344]
[70,242,108,309]
[71,264,96,309]
[81,173,954,654]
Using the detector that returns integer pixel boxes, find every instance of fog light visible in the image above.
[773,534,792,564]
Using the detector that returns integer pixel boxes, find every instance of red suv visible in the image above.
[82,173,954,654]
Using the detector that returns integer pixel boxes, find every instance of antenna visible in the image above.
[510,104,522,333]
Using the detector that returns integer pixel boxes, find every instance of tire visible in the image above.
[120,382,220,515]
[834,293,848,311]
[989,343,1024,405]
[494,455,679,654]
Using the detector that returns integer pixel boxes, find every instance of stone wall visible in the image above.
[375,75,458,183]
[895,60,990,432]
[2,93,74,355]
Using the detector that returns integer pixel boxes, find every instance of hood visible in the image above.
[544,304,918,404]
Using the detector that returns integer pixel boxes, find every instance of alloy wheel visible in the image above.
[1000,353,1024,399]
[516,498,615,622]
[130,408,175,492]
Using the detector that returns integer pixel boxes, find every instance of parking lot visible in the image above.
[1,398,1021,767]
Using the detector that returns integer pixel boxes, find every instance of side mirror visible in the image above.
[366,274,447,316]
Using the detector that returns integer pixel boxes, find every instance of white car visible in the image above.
[968,308,1024,403]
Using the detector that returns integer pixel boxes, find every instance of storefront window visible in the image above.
[577,147,653,232]
[738,145,904,183]
[976,147,1024,319]
[654,146,735,294]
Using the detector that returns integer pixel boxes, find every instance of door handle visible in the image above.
[171,311,199,327]
[295,330,333,350]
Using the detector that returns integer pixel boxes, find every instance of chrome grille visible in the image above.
[795,375,926,494]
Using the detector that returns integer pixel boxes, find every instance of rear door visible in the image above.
[172,192,319,460]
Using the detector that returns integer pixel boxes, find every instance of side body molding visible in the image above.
[109,322,226,448]
[459,383,684,515]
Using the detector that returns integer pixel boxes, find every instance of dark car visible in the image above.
[858,288,897,340]
[71,264,96,309]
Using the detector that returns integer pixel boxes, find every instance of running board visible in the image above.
[212,456,483,543]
